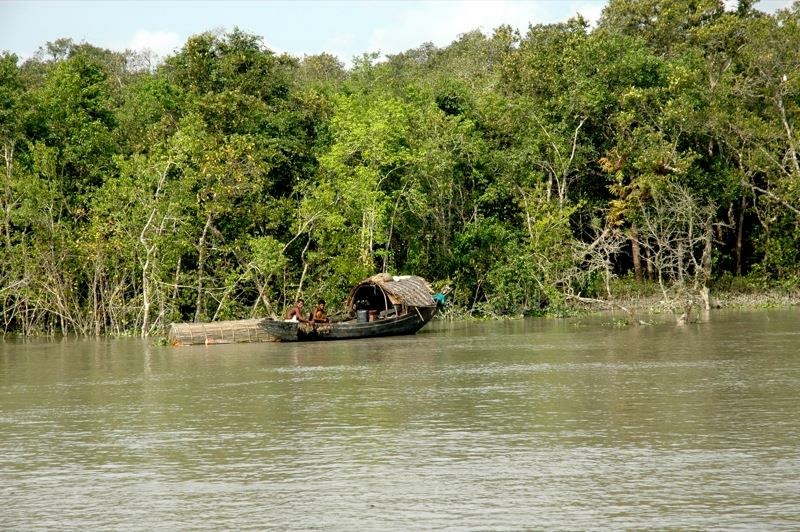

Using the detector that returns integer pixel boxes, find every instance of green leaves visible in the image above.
[4,14,800,335]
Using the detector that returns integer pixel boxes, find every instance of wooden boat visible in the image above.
[261,274,438,342]
[167,273,439,345]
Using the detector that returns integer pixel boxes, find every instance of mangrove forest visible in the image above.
[1,0,799,336]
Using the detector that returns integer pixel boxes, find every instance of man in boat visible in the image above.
[311,299,329,323]
[285,299,307,322]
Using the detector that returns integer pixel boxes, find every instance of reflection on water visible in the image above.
[2,309,799,529]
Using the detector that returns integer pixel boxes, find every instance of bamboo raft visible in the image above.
[168,318,277,346]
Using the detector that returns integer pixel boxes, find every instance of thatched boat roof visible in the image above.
[346,273,436,308]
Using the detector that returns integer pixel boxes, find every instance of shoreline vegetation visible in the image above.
[3,286,797,340]
[2,1,800,337]
[439,280,800,322]
[569,287,800,325]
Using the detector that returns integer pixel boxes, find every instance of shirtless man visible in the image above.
[284,299,307,322]
[311,299,329,323]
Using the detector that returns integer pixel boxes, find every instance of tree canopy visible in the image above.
[2,1,799,335]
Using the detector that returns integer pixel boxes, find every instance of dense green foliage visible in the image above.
[2,1,799,335]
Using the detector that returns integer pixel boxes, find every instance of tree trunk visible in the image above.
[2,141,14,250]
[776,94,800,178]
[736,195,745,276]
[701,218,713,311]
[141,251,152,336]
[630,224,642,282]
[645,246,654,281]
[92,253,101,337]
[172,256,181,301]
[383,188,405,274]
[294,236,312,303]
[194,214,212,323]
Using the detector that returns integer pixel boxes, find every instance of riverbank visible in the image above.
[437,277,800,322]
[558,281,800,327]
[596,288,799,312]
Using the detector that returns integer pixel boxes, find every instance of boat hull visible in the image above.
[262,305,437,342]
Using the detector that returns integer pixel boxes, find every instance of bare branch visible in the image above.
[743,180,800,217]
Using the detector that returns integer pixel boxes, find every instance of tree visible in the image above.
[634,182,715,321]
[0,53,22,249]
[26,48,118,210]
[299,92,420,300]
[597,0,724,55]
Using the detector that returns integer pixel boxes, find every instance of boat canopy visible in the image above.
[345,273,436,311]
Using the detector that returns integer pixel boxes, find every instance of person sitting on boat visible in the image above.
[311,299,329,323]
[285,299,307,322]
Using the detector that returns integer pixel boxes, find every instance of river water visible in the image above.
[1,308,799,529]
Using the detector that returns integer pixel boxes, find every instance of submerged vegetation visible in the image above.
[1,0,799,336]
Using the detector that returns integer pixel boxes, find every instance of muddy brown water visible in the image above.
[2,308,799,529]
